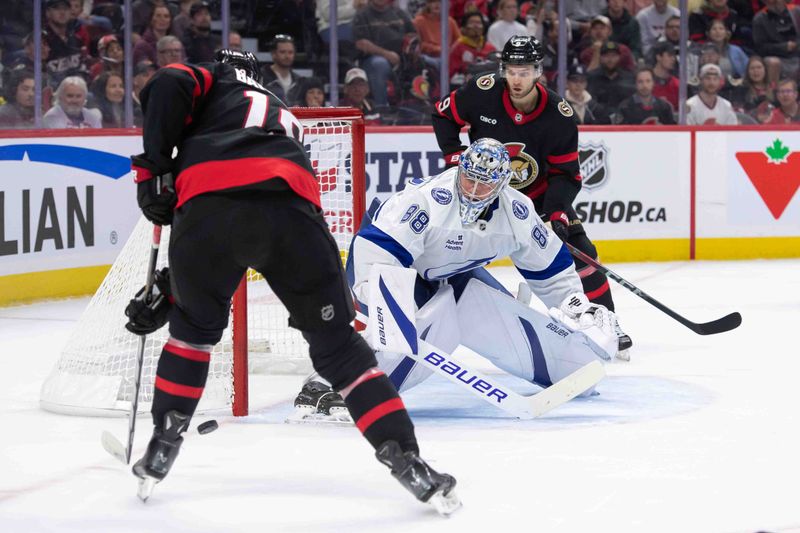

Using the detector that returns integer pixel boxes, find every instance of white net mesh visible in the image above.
[40,115,361,416]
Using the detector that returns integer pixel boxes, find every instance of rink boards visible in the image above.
[1,125,798,305]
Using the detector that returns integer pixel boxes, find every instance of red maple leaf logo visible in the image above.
[735,139,800,219]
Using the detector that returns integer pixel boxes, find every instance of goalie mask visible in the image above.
[215,49,262,84]
[457,138,512,225]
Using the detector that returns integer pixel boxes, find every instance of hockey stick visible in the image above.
[102,223,162,464]
[564,242,742,335]
[409,338,605,419]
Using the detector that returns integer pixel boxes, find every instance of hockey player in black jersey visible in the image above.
[431,35,632,357]
[126,49,459,514]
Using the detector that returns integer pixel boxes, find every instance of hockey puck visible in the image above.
[197,420,218,435]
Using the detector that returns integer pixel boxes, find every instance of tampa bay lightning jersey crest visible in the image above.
[349,169,582,308]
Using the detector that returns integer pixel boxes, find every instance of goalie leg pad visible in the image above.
[456,279,608,394]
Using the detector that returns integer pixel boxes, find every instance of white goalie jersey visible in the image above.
[349,169,582,309]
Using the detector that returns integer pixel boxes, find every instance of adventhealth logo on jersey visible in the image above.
[444,234,463,251]
[431,188,453,205]
[0,144,130,257]
[735,139,800,219]
[512,200,529,220]
[576,141,667,225]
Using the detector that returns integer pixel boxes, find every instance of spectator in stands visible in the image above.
[171,0,195,40]
[182,1,219,63]
[703,18,747,79]
[616,67,676,124]
[651,40,680,110]
[688,0,741,45]
[449,0,490,21]
[487,0,527,51]
[587,41,637,110]
[353,0,417,107]
[685,63,738,124]
[7,31,51,77]
[752,0,800,86]
[564,0,609,35]
[0,69,35,129]
[636,0,680,57]
[414,0,461,72]
[564,66,610,124]
[89,34,124,82]
[603,0,642,58]
[43,75,101,128]
[578,15,636,72]
[317,0,364,44]
[765,79,800,123]
[722,55,775,119]
[449,12,496,86]
[132,0,161,36]
[90,71,124,128]
[44,0,89,89]
[294,76,325,107]
[340,67,382,124]
[155,36,185,67]
[228,31,243,51]
[133,3,173,65]
[67,0,91,49]
[540,14,575,84]
[262,34,303,104]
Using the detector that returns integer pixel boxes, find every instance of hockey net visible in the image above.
[40,108,366,417]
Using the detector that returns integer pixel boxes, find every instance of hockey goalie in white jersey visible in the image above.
[291,138,620,422]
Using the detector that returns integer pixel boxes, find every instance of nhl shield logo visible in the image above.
[321,304,335,321]
[579,142,609,190]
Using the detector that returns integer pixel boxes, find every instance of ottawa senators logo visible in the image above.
[505,142,539,190]
[476,73,496,90]
[558,99,574,117]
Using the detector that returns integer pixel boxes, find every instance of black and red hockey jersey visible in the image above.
[139,62,319,209]
[431,73,581,217]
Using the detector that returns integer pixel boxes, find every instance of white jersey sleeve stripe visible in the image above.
[516,244,574,280]
[355,224,415,268]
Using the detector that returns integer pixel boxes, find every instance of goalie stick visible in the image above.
[410,338,605,419]
[102,224,162,464]
[564,242,742,335]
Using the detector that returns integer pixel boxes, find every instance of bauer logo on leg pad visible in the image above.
[423,351,509,403]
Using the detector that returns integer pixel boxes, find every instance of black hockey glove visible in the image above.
[132,154,177,226]
[125,267,172,335]
[547,211,570,242]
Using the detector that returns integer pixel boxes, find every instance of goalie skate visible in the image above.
[285,380,353,426]
[376,440,461,517]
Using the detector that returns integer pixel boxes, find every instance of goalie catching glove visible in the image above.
[131,154,177,226]
[125,267,173,335]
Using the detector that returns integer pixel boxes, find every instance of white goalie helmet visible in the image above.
[457,138,512,225]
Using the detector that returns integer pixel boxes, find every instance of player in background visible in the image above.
[125,49,459,514]
[293,138,618,421]
[431,35,632,358]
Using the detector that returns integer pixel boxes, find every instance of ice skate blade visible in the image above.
[615,349,630,362]
[285,407,353,426]
[137,476,158,502]
[428,488,462,516]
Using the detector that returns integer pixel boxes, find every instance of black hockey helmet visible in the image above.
[501,35,544,67]
[215,49,261,84]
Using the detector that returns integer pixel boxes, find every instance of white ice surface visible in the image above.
[1,260,799,533]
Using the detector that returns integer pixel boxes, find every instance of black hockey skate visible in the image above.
[132,410,190,501]
[614,315,633,361]
[287,379,352,425]
[376,440,461,516]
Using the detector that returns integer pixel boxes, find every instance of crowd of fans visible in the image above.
[1,0,799,129]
